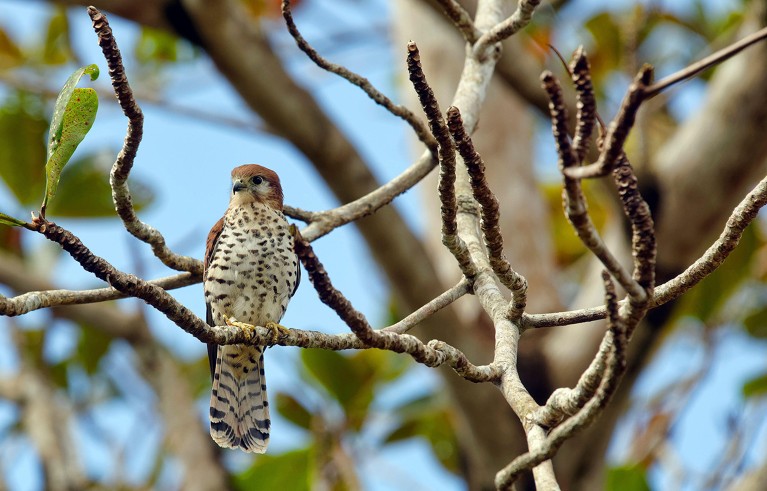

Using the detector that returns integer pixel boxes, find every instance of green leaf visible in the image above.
[606,465,651,491]
[0,92,48,205]
[0,212,25,227]
[234,448,311,491]
[43,64,99,214]
[743,373,767,399]
[275,392,313,431]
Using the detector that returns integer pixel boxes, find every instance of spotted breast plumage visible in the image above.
[203,164,299,453]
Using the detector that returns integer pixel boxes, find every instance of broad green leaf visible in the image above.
[606,465,651,491]
[47,153,154,217]
[382,407,460,474]
[0,92,48,204]
[47,64,98,160]
[234,448,311,491]
[43,64,99,213]
[0,212,25,227]
[743,373,767,399]
[275,392,313,430]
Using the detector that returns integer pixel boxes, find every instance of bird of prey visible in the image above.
[203,164,300,452]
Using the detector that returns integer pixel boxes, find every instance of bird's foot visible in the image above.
[264,321,290,346]
[225,316,257,342]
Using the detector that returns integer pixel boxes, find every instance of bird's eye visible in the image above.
[251,175,264,185]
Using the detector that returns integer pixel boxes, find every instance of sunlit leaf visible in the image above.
[0,212,25,227]
[743,373,767,399]
[301,348,360,409]
[234,447,311,491]
[606,465,651,491]
[275,392,313,430]
[43,64,99,214]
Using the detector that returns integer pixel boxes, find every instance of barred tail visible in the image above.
[209,344,270,453]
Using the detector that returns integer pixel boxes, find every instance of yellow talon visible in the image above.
[265,321,290,345]
[226,316,256,341]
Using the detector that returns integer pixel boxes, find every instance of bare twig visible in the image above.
[0,272,197,316]
[87,7,201,274]
[446,105,527,319]
[406,41,476,277]
[473,0,541,57]
[570,48,598,163]
[645,25,767,99]
[385,278,472,334]
[282,0,437,155]
[540,71,645,301]
[496,272,629,489]
[564,65,653,180]
[433,0,481,43]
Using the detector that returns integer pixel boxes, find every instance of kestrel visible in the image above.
[204,164,300,453]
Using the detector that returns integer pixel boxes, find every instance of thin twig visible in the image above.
[407,41,476,277]
[473,0,541,57]
[385,278,472,334]
[293,228,499,382]
[570,48,597,163]
[540,71,645,301]
[433,0,481,44]
[87,7,201,274]
[0,272,198,316]
[645,25,767,99]
[446,105,527,319]
[282,0,437,155]
[564,65,653,180]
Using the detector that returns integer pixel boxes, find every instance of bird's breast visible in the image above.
[204,203,298,327]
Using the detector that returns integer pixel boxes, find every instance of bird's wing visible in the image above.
[205,216,225,380]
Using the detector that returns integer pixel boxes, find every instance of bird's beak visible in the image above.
[232,179,246,193]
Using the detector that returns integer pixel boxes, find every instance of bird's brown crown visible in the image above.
[230,164,284,210]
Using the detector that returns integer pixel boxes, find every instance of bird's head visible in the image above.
[229,164,284,210]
